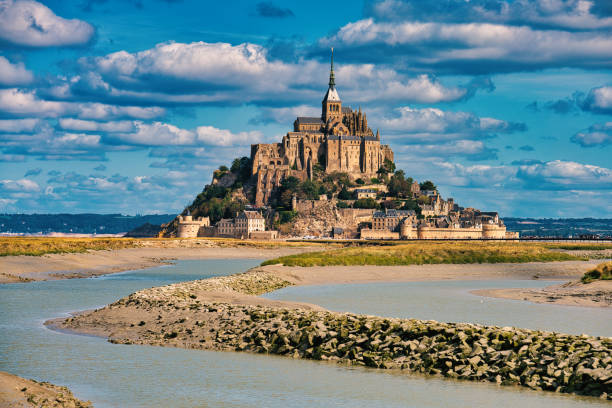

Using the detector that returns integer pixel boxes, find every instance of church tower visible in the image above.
[322,48,342,123]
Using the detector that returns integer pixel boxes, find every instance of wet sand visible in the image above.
[0,246,317,284]
[0,371,91,408]
[473,280,612,308]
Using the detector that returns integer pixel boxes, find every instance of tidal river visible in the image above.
[0,259,609,408]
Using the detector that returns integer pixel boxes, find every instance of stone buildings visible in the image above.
[355,188,377,199]
[361,207,515,240]
[216,210,268,239]
[250,51,394,206]
[177,210,277,239]
[176,213,210,238]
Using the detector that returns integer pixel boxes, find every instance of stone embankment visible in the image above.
[61,271,611,399]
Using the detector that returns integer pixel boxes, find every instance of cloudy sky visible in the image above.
[0,0,611,217]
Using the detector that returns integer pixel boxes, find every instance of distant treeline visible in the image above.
[504,218,612,238]
[0,213,177,235]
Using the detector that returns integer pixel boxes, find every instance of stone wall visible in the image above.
[416,226,483,240]
[360,228,400,240]
[177,216,210,238]
[249,231,279,240]
[482,224,507,239]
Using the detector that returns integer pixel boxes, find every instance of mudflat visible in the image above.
[51,264,611,399]
[0,246,317,283]
[258,260,603,285]
[0,371,91,408]
[473,280,612,308]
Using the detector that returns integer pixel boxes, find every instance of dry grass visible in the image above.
[581,261,612,283]
[0,237,138,257]
[200,237,334,249]
[261,241,585,267]
[0,236,333,257]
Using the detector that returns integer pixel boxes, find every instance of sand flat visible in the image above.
[0,246,315,283]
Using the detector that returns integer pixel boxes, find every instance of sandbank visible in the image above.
[0,371,91,408]
[473,280,612,308]
[0,246,317,284]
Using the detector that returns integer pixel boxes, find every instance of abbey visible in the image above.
[251,51,394,206]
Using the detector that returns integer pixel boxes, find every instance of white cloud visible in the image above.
[0,0,94,47]
[0,56,33,85]
[377,106,525,142]
[195,126,263,147]
[368,0,612,30]
[436,162,516,187]
[59,41,475,106]
[0,118,40,132]
[583,86,612,113]
[399,140,497,161]
[0,88,165,120]
[0,88,68,117]
[58,118,135,133]
[114,122,195,146]
[55,133,101,148]
[0,178,39,192]
[108,121,263,148]
[251,105,322,125]
[571,122,612,147]
[75,103,165,121]
[322,18,612,72]
[517,160,612,188]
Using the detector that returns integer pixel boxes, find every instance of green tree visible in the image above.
[336,200,349,208]
[419,180,436,191]
[300,180,319,199]
[388,170,410,197]
[338,185,353,200]
[417,195,431,205]
[353,198,380,209]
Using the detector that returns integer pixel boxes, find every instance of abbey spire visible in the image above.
[322,48,341,121]
[329,47,335,88]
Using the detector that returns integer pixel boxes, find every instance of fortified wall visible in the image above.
[176,215,210,238]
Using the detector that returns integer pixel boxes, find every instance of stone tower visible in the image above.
[322,48,342,123]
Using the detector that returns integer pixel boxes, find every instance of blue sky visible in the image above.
[0,0,611,217]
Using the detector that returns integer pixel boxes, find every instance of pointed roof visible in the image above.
[323,48,341,102]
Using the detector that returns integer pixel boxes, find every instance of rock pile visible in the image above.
[98,279,611,399]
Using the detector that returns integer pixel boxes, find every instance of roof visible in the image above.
[373,209,415,218]
[238,211,264,219]
[323,86,341,102]
[296,117,323,124]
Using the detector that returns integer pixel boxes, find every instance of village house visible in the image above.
[355,188,377,199]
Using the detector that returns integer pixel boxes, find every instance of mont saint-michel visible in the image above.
[166,54,515,241]
[251,51,394,206]
[1,1,610,408]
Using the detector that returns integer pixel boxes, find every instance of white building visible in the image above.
[235,211,265,236]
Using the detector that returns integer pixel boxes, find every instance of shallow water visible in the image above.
[264,280,612,337]
[0,260,609,407]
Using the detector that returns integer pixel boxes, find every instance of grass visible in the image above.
[261,241,585,267]
[0,237,138,257]
[581,261,612,283]
[544,244,612,251]
[0,236,333,257]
